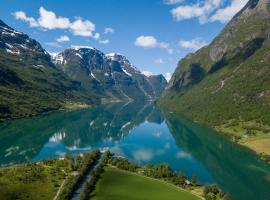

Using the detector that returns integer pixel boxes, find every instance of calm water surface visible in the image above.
[0,101,269,200]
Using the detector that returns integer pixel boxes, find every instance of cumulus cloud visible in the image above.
[104,27,114,34]
[210,0,249,23]
[170,0,247,24]
[69,18,95,37]
[164,0,184,5]
[99,39,110,44]
[155,58,164,64]
[13,7,98,38]
[170,0,222,24]
[135,35,173,54]
[12,11,39,27]
[135,36,157,48]
[165,72,172,82]
[178,38,208,50]
[93,33,100,40]
[56,35,70,42]
[38,7,70,29]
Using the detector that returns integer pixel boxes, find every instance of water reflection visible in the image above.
[0,101,269,199]
[164,111,270,200]
[0,101,163,164]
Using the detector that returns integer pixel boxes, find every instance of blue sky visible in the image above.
[0,0,248,80]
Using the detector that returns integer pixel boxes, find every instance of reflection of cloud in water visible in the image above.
[152,131,162,138]
[66,146,92,151]
[156,149,165,156]
[176,151,192,160]
[165,142,171,149]
[110,145,125,157]
[132,149,153,162]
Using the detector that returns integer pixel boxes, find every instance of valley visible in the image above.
[0,0,270,200]
[0,19,166,122]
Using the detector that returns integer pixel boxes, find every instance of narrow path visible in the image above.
[53,170,67,200]
[70,157,101,200]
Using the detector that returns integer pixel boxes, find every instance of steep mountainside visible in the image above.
[0,19,167,121]
[161,0,270,149]
[53,48,167,101]
[0,20,97,121]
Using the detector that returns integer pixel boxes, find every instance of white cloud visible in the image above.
[135,35,173,54]
[56,35,70,42]
[12,11,39,27]
[170,0,247,24]
[155,58,164,64]
[210,0,249,23]
[170,0,220,24]
[69,18,95,37]
[165,72,172,82]
[13,7,98,38]
[38,7,70,29]
[164,0,184,5]
[93,33,100,40]
[178,38,208,50]
[142,70,155,77]
[104,27,114,34]
[135,36,158,48]
[99,39,110,44]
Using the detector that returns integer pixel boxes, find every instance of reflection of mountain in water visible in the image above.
[56,101,164,148]
[164,112,270,200]
[0,101,163,165]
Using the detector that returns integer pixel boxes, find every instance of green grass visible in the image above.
[0,159,72,200]
[91,167,200,200]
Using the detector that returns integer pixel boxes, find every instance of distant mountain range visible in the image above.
[51,46,167,102]
[0,20,166,121]
[161,0,270,149]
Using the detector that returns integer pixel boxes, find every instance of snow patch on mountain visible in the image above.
[68,45,95,51]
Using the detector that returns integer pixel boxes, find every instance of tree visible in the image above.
[178,171,186,187]
[191,175,197,186]
[204,184,220,200]
[223,193,233,200]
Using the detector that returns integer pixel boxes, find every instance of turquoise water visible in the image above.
[0,101,269,200]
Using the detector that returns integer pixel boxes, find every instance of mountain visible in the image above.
[0,19,167,121]
[52,48,167,101]
[0,20,100,121]
[161,0,270,150]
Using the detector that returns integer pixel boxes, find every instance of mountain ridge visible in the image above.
[52,46,167,102]
[161,0,270,155]
[0,19,167,121]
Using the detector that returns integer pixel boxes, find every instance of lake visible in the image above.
[0,101,269,200]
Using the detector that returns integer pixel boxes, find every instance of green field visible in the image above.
[91,167,200,200]
[0,159,72,200]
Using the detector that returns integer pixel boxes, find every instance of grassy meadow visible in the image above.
[91,166,200,200]
[0,159,72,200]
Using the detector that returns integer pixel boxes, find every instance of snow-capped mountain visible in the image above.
[0,18,167,121]
[0,20,102,121]
[0,20,50,63]
[52,46,167,101]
